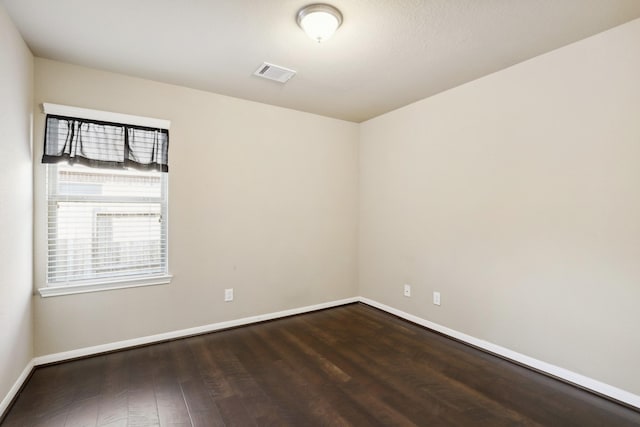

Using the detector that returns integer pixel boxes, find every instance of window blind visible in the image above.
[47,164,168,285]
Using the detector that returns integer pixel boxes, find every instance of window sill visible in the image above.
[38,274,173,297]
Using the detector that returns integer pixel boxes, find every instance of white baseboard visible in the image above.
[33,297,359,366]
[0,359,34,418]
[4,295,638,418]
[359,296,640,409]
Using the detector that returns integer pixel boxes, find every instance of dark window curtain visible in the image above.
[42,115,169,172]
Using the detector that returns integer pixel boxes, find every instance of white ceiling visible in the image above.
[4,0,640,122]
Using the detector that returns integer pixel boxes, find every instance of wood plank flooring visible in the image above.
[2,303,639,426]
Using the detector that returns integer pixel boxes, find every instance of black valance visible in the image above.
[42,114,169,172]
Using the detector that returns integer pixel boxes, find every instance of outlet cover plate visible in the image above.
[224,288,234,302]
[433,291,441,306]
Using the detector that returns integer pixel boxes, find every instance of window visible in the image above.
[39,104,171,296]
[46,164,168,289]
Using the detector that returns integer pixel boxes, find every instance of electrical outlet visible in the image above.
[403,284,411,297]
[224,288,234,302]
[433,291,441,306]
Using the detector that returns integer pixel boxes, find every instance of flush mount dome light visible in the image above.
[296,3,343,43]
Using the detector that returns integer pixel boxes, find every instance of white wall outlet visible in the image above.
[403,284,411,297]
[224,288,234,302]
[433,291,441,306]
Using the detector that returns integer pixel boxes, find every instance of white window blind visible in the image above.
[46,163,168,286]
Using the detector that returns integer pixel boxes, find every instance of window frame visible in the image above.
[38,103,172,297]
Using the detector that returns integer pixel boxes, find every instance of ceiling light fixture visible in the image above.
[296,3,343,43]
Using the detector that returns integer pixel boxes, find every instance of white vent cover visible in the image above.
[254,62,296,83]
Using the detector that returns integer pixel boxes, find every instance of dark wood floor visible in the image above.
[2,303,639,426]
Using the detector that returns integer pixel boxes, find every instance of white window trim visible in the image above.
[38,274,173,297]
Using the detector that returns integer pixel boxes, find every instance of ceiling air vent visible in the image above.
[253,62,296,83]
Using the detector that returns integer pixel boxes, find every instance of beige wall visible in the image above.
[33,59,359,356]
[0,5,34,407]
[359,18,640,394]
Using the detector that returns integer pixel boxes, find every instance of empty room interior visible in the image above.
[1,0,640,425]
